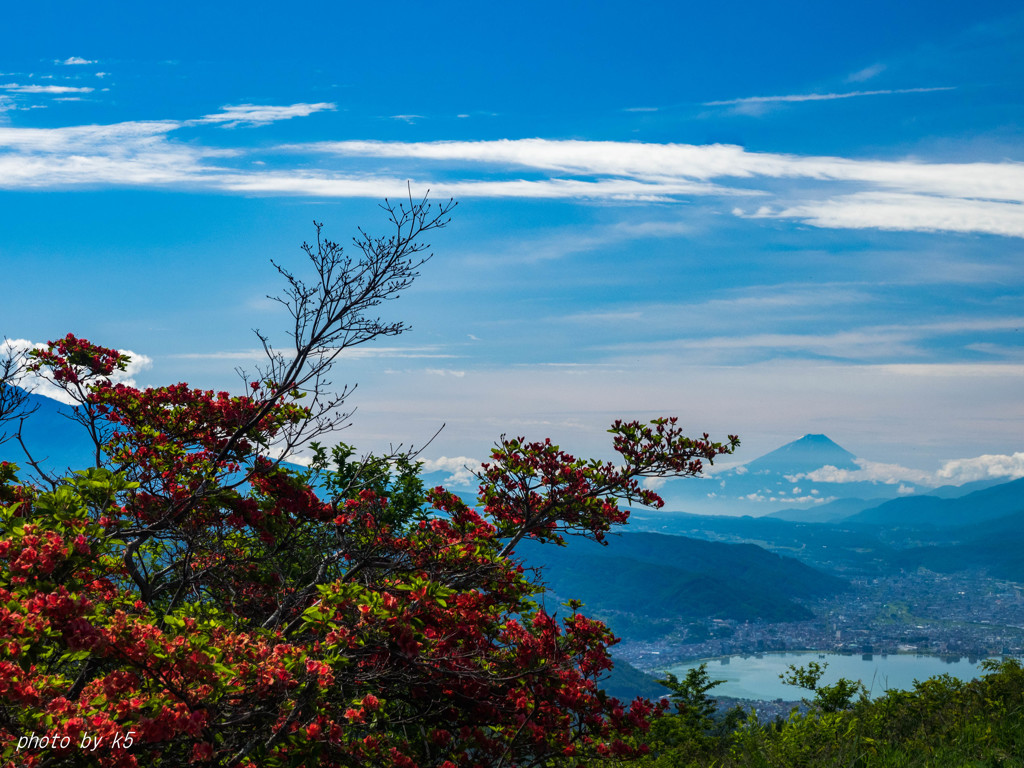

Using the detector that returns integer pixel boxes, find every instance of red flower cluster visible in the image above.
[27,334,129,385]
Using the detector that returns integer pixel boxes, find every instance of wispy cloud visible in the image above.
[743,193,1024,238]
[647,328,923,361]
[59,57,96,65]
[168,345,455,362]
[704,86,954,107]
[217,173,725,202]
[0,116,1022,237]
[1,83,95,94]
[604,316,1024,363]
[192,102,335,127]
[846,63,887,83]
[295,138,1024,204]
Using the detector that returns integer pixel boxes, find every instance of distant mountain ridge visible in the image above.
[766,497,882,523]
[0,389,92,475]
[845,476,1024,528]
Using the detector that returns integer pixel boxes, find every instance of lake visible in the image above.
[661,651,1000,701]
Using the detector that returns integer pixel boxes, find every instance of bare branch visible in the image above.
[0,338,36,447]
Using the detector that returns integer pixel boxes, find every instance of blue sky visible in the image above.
[2,1,1023,499]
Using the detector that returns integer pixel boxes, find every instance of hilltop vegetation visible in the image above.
[624,657,1024,768]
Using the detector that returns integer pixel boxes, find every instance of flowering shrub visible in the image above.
[0,338,737,767]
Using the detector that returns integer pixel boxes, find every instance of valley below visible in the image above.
[520,438,1024,706]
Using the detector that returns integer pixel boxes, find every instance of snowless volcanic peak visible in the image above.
[743,434,859,475]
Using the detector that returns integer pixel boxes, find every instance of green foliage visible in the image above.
[306,440,428,531]
[600,658,671,702]
[666,665,745,738]
[780,661,867,713]
[625,657,1024,768]
[622,664,744,767]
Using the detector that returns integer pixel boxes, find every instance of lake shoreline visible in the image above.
[656,649,1012,702]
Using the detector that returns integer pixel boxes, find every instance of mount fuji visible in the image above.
[646,433,988,518]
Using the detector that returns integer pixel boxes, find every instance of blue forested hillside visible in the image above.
[845,476,1024,528]
[519,531,846,631]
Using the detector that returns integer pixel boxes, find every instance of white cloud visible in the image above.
[193,102,335,128]
[740,492,831,503]
[787,459,933,486]
[1,338,41,362]
[420,455,482,487]
[293,138,1024,205]
[60,57,96,65]
[424,368,466,377]
[659,328,921,360]
[785,451,1024,488]
[746,193,1024,239]
[1,84,94,94]
[1,338,151,405]
[642,476,669,491]
[261,443,313,466]
[935,452,1024,484]
[847,63,887,82]
[0,117,1022,238]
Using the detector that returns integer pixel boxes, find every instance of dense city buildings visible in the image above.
[617,569,1024,670]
